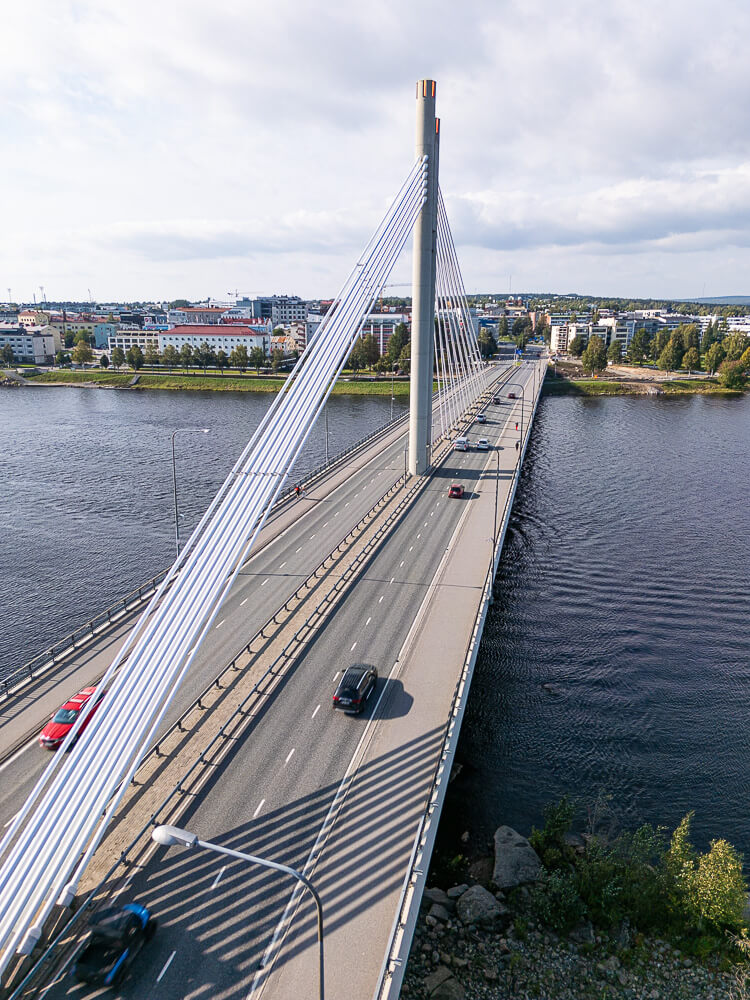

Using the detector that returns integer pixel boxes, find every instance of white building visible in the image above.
[167,306,228,326]
[158,325,270,356]
[0,325,56,364]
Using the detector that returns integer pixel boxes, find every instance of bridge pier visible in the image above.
[408,79,439,476]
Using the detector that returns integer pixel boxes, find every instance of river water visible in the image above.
[2,385,749,853]
[445,390,750,855]
[0,386,408,676]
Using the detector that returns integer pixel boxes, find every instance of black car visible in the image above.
[333,665,378,714]
[73,903,157,987]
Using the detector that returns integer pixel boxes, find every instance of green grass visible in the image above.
[659,379,741,395]
[543,379,636,396]
[25,369,420,395]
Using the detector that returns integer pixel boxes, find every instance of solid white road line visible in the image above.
[0,737,37,777]
[284,748,295,765]
[212,866,226,889]
[240,597,248,606]
[156,951,176,983]
[253,799,265,818]
[311,704,320,719]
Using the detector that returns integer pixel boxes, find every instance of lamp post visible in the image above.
[503,382,525,445]
[390,363,398,422]
[151,825,325,1000]
[171,428,209,558]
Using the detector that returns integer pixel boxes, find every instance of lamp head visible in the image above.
[152,824,198,849]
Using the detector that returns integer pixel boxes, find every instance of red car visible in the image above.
[38,687,104,750]
[448,484,464,499]
[508,392,517,399]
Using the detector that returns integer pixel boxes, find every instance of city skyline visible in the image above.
[4,0,750,302]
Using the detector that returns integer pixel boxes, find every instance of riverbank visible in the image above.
[401,804,748,1000]
[542,376,742,397]
[17,369,416,395]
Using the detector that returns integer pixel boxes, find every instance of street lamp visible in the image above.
[503,382,525,444]
[390,362,399,422]
[151,825,325,1000]
[171,428,209,558]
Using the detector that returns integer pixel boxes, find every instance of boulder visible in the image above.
[428,903,452,923]
[446,884,469,899]
[492,826,542,889]
[424,965,452,992]
[432,978,465,1000]
[455,885,508,926]
[424,887,452,908]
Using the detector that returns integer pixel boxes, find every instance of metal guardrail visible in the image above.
[375,363,545,1000]
[0,572,169,700]
[0,407,413,704]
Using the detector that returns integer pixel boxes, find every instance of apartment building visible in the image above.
[0,325,56,364]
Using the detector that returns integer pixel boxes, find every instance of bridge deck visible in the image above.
[4,361,544,1000]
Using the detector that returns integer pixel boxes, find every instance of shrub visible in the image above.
[529,795,575,869]
[530,869,587,932]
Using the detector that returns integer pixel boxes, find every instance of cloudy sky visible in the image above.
[3,0,750,303]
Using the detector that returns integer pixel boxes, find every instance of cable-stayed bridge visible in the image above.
[0,81,546,1000]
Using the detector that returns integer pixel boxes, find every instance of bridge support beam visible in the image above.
[409,79,439,476]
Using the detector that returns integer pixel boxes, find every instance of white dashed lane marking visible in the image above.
[215,619,225,629]
[212,866,226,889]
[240,598,248,606]
[253,799,265,818]
[157,952,176,983]
[311,704,321,719]
[285,748,295,765]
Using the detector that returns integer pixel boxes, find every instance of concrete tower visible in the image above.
[408,79,439,476]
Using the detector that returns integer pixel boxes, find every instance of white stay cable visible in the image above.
[0,158,428,979]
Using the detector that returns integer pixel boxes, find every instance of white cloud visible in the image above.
[3,0,750,300]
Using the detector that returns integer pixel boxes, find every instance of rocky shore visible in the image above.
[399,826,741,1000]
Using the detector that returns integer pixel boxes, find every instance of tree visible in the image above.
[606,340,623,364]
[144,344,161,367]
[535,316,551,344]
[162,345,179,371]
[477,328,498,358]
[701,321,717,354]
[660,334,684,372]
[682,347,701,372]
[216,349,229,375]
[230,344,249,372]
[629,328,651,364]
[270,348,283,372]
[724,332,749,362]
[581,334,607,375]
[111,347,125,369]
[386,322,409,365]
[194,341,215,374]
[704,341,726,375]
[740,346,750,370]
[126,345,144,371]
[72,341,94,365]
[249,346,265,373]
[74,330,92,346]
[100,353,109,369]
[179,344,194,371]
[361,333,380,369]
[169,299,190,308]
[717,360,748,390]
[347,338,367,377]
[591,308,600,325]
[568,334,585,358]
[512,315,532,349]
[64,331,75,348]
[498,316,509,341]
[2,343,14,365]
[398,342,411,375]
[652,328,670,359]
[682,323,700,352]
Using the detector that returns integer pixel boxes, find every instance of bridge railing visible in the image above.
[376,360,545,1000]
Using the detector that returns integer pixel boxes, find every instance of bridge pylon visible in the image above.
[408,79,439,476]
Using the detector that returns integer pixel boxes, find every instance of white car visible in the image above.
[477,437,490,450]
